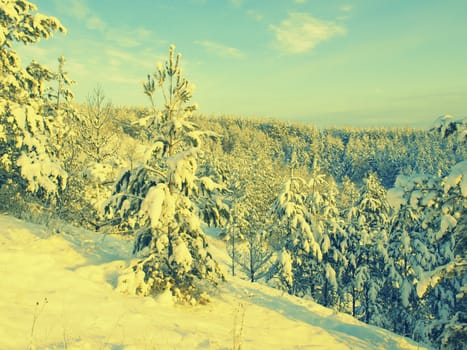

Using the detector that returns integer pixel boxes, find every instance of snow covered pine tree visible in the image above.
[386,161,466,349]
[107,45,224,304]
[346,172,390,325]
[0,0,67,202]
[272,159,323,296]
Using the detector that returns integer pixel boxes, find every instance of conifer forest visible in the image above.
[0,1,465,349]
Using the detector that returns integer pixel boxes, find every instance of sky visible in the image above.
[16,0,467,127]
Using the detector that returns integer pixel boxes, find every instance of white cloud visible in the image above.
[105,27,156,48]
[66,0,88,19]
[54,0,106,32]
[195,40,245,59]
[86,16,106,31]
[16,45,48,60]
[230,0,243,7]
[339,5,353,12]
[247,9,264,21]
[105,48,157,70]
[270,12,346,54]
[54,0,158,48]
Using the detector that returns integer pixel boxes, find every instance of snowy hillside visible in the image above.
[0,214,428,350]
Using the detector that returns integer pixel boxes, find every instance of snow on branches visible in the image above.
[107,45,225,304]
[0,0,67,197]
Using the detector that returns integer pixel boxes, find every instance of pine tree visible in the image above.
[385,173,440,336]
[339,176,361,315]
[273,165,320,295]
[44,55,80,223]
[383,154,465,348]
[272,153,346,302]
[216,127,280,282]
[107,45,224,303]
[417,161,466,349]
[297,160,343,306]
[0,0,67,211]
[224,199,247,277]
[347,172,390,325]
[316,176,345,307]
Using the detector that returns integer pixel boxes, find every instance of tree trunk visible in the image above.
[364,285,370,324]
[324,278,328,306]
[352,286,356,317]
[231,233,235,276]
[249,241,255,282]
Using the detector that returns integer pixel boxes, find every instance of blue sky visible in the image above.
[17,0,467,127]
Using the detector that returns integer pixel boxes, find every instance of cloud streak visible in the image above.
[270,12,346,54]
[195,40,245,59]
[247,9,264,22]
[105,27,157,48]
[54,0,106,31]
[339,5,353,12]
[230,0,243,7]
[86,16,106,31]
[54,0,159,48]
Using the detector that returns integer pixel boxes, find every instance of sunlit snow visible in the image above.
[0,214,428,350]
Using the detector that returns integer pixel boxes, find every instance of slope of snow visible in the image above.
[0,214,429,350]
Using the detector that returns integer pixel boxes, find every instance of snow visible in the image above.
[140,183,167,228]
[167,148,201,191]
[432,114,467,141]
[416,268,444,298]
[0,214,428,350]
[325,263,338,291]
[278,249,293,288]
[171,238,193,271]
[421,191,437,207]
[83,162,114,183]
[409,190,423,209]
[321,234,331,254]
[437,214,457,240]
[433,114,455,128]
[1,1,22,23]
[12,104,27,130]
[17,151,67,194]
[444,160,467,197]
[116,261,153,296]
[200,176,223,192]
[401,279,411,308]
[154,288,175,306]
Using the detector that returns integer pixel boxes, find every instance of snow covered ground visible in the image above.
[0,214,429,350]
